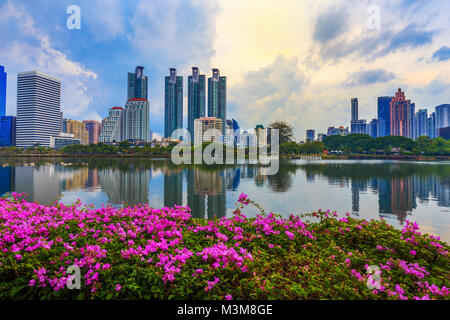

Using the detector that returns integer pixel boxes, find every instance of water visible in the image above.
[1,158,449,242]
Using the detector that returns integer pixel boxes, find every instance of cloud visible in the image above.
[317,23,437,61]
[345,69,396,86]
[0,0,100,120]
[432,46,450,61]
[229,55,308,133]
[313,7,349,44]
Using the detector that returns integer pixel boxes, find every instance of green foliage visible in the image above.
[323,134,450,155]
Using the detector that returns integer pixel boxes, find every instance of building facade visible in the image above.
[208,69,226,134]
[16,71,61,147]
[351,98,358,122]
[390,89,414,139]
[122,98,150,142]
[50,133,81,149]
[63,119,89,145]
[327,126,349,136]
[435,104,450,135]
[164,68,183,138]
[193,117,223,146]
[0,66,6,117]
[414,109,428,139]
[83,120,101,144]
[255,125,268,147]
[187,67,206,138]
[127,66,148,100]
[306,129,315,142]
[378,96,392,137]
[351,119,367,134]
[99,107,123,143]
[427,112,436,139]
[368,118,379,138]
[0,116,16,146]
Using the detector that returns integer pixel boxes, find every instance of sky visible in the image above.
[0,0,449,140]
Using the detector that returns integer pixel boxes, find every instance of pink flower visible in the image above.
[115,284,122,291]
[225,294,232,300]
[410,250,417,256]
[15,254,22,260]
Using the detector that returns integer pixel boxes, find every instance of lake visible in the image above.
[1,158,449,242]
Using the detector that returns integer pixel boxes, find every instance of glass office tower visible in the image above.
[164,68,183,138]
[208,69,226,135]
[187,67,206,139]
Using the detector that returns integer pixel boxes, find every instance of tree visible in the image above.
[268,120,294,144]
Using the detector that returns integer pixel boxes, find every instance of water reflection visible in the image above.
[0,159,449,241]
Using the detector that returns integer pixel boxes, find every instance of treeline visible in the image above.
[323,134,450,156]
[277,134,450,155]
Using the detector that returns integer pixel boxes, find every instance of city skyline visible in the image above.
[1,1,450,140]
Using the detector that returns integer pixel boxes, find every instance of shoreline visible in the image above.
[1,153,450,162]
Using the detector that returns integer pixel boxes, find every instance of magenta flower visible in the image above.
[115,284,122,291]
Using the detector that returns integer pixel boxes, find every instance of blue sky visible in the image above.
[0,0,449,139]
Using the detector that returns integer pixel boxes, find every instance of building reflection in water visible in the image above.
[302,162,449,225]
[98,165,150,206]
[0,161,448,228]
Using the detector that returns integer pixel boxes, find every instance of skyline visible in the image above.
[1,0,450,140]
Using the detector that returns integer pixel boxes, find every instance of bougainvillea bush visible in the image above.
[0,193,448,300]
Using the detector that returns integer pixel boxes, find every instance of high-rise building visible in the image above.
[208,69,226,134]
[0,116,16,146]
[187,67,206,138]
[63,119,89,145]
[414,109,428,139]
[327,126,349,136]
[164,68,183,138]
[351,98,358,121]
[83,120,101,144]
[378,96,392,137]
[255,125,268,147]
[127,66,148,100]
[427,112,436,139]
[435,104,450,134]
[122,98,150,142]
[306,129,315,142]
[317,133,326,142]
[0,66,6,117]
[99,107,123,143]
[16,71,61,147]
[390,89,414,139]
[369,118,379,138]
[351,120,367,134]
[193,117,223,146]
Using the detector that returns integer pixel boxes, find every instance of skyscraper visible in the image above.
[378,96,392,137]
[0,66,6,117]
[0,116,15,146]
[164,68,183,138]
[187,67,206,138]
[83,120,101,144]
[351,98,358,122]
[414,109,428,139]
[99,107,123,143]
[369,118,379,138]
[306,129,315,142]
[127,66,148,100]
[390,89,414,139]
[122,98,150,142]
[427,112,436,139]
[16,71,61,147]
[208,69,226,134]
[63,119,89,145]
[435,104,450,134]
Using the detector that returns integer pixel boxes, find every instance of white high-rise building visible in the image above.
[16,71,61,147]
[99,107,123,143]
[194,117,223,146]
[122,98,150,142]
